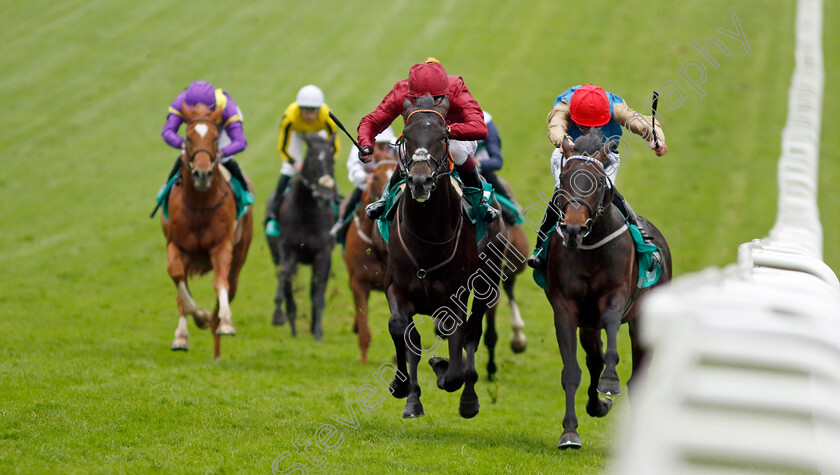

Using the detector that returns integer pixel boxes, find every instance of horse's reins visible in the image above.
[398,109,451,180]
[180,117,229,212]
[557,155,613,237]
[395,194,464,280]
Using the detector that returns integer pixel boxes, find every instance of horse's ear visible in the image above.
[402,97,414,118]
[180,101,193,121]
[210,102,224,123]
[436,95,450,115]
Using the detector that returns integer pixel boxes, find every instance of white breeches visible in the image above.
[550,148,620,187]
[449,140,477,166]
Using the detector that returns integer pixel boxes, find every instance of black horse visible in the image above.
[384,95,505,419]
[545,133,672,449]
[266,134,338,341]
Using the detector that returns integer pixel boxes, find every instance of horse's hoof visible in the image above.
[192,309,211,329]
[558,432,582,450]
[272,311,286,326]
[487,361,497,379]
[597,377,622,396]
[403,400,425,419]
[587,396,614,417]
[510,335,527,354]
[216,323,236,335]
[171,337,188,351]
[389,378,411,399]
[428,357,449,390]
[458,396,480,419]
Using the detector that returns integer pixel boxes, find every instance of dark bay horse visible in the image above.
[341,157,397,364]
[162,102,253,359]
[267,134,337,341]
[384,95,505,419]
[545,133,672,449]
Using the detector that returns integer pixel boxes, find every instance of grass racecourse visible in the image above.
[1,0,838,473]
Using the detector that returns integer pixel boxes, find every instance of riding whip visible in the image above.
[651,90,660,150]
[328,111,363,152]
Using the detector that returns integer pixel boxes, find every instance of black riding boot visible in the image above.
[481,170,520,223]
[527,188,562,269]
[611,188,652,241]
[365,168,403,219]
[166,155,182,181]
[222,158,248,191]
[459,167,500,222]
[330,187,363,237]
[265,174,292,224]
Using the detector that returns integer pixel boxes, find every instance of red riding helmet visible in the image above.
[185,81,217,109]
[407,61,449,98]
[570,84,611,127]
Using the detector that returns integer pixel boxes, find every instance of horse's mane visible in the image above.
[574,131,615,167]
[412,94,437,110]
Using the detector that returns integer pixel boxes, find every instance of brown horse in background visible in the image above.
[482,176,529,380]
[161,102,253,359]
[341,157,398,364]
[545,132,671,449]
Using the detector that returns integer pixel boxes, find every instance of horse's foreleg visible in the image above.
[349,277,371,364]
[458,303,485,419]
[210,241,235,335]
[552,295,582,450]
[597,297,624,396]
[385,285,412,399]
[505,277,527,353]
[403,323,425,418]
[483,305,498,380]
[309,251,332,342]
[627,319,648,402]
[580,328,613,418]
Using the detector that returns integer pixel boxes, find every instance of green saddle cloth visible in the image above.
[532,223,661,291]
[155,176,254,220]
[376,175,496,245]
[495,193,523,224]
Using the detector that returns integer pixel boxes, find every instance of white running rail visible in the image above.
[613,1,840,473]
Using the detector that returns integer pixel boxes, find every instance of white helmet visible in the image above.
[374,126,397,144]
[296,85,324,108]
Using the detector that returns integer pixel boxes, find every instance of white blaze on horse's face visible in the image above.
[318,175,335,189]
[194,123,209,138]
[411,147,431,162]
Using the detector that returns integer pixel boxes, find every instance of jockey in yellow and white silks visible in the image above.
[265,85,342,230]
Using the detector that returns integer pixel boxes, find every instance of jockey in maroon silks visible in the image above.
[357,58,499,222]
[159,80,250,196]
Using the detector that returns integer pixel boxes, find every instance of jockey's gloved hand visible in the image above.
[359,145,374,163]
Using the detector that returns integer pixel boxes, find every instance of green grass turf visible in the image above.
[1,0,837,473]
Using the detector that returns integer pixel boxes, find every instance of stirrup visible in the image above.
[329,220,345,238]
[527,251,545,269]
[365,200,386,219]
[265,219,280,237]
[484,205,500,223]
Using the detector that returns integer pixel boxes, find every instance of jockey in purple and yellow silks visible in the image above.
[159,80,250,198]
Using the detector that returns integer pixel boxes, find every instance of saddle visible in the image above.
[532,221,662,293]
[375,173,498,245]
[154,167,254,221]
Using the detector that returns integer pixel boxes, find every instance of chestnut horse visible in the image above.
[161,103,253,359]
[384,95,505,419]
[545,133,672,449]
[341,157,397,364]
